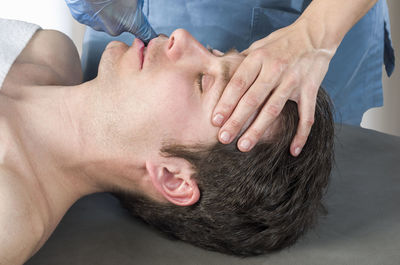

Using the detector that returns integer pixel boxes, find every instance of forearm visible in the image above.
[297,0,378,50]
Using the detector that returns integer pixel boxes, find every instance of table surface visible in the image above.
[26,124,400,265]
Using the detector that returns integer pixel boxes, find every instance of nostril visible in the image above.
[168,36,174,50]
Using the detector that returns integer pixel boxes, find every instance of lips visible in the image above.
[143,46,147,65]
[135,38,145,69]
[142,38,155,69]
[136,37,157,69]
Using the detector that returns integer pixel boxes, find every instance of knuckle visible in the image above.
[287,72,301,88]
[304,117,315,127]
[243,93,261,108]
[228,118,242,130]
[278,86,292,101]
[249,128,264,139]
[278,93,288,102]
[296,134,308,144]
[230,77,247,93]
[276,57,289,67]
[263,103,281,118]
[258,80,275,88]
[219,102,234,115]
[271,58,288,74]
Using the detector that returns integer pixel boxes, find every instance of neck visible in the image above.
[2,80,149,231]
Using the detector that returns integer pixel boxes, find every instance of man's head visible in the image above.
[96,29,245,155]
[95,29,334,256]
[91,29,250,205]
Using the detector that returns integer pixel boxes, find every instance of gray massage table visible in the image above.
[26,124,400,265]
[26,30,400,265]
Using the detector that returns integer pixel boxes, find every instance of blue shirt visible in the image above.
[81,0,395,125]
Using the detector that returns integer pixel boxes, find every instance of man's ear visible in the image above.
[145,158,200,206]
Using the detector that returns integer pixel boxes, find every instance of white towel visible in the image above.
[0,18,41,89]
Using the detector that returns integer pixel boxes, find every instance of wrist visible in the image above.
[293,16,342,53]
[295,0,378,52]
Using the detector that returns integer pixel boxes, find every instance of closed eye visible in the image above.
[197,73,204,93]
[197,47,237,93]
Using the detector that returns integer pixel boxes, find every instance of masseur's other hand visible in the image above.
[65,0,157,42]
[212,19,335,156]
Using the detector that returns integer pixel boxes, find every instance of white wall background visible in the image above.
[1,0,399,137]
[0,1,85,55]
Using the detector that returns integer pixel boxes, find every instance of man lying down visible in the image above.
[0,18,334,264]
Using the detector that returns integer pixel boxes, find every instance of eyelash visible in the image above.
[197,73,204,93]
[196,48,214,93]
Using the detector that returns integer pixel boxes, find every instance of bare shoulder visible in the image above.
[16,29,82,84]
[0,165,45,265]
[1,29,82,94]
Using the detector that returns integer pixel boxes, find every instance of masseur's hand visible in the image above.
[212,19,336,156]
[65,0,157,42]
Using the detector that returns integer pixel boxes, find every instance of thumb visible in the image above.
[128,1,157,43]
[133,16,157,44]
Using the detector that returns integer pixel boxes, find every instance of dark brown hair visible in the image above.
[111,88,335,257]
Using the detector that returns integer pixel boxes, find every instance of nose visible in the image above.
[166,29,209,62]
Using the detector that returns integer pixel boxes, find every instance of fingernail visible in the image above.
[220,131,231,143]
[294,147,302,156]
[240,139,251,150]
[213,114,224,126]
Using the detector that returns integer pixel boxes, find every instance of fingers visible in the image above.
[217,69,277,146]
[290,84,318,157]
[132,12,158,43]
[212,54,262,128]
[235,74,298,151]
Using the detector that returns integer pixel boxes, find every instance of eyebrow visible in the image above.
[201,47,237,91]
[221,60,231,86]
[220,48,238,87]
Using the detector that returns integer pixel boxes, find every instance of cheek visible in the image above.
[157,85,216,143]
[138,70,217,143]
[147,74,203,132]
